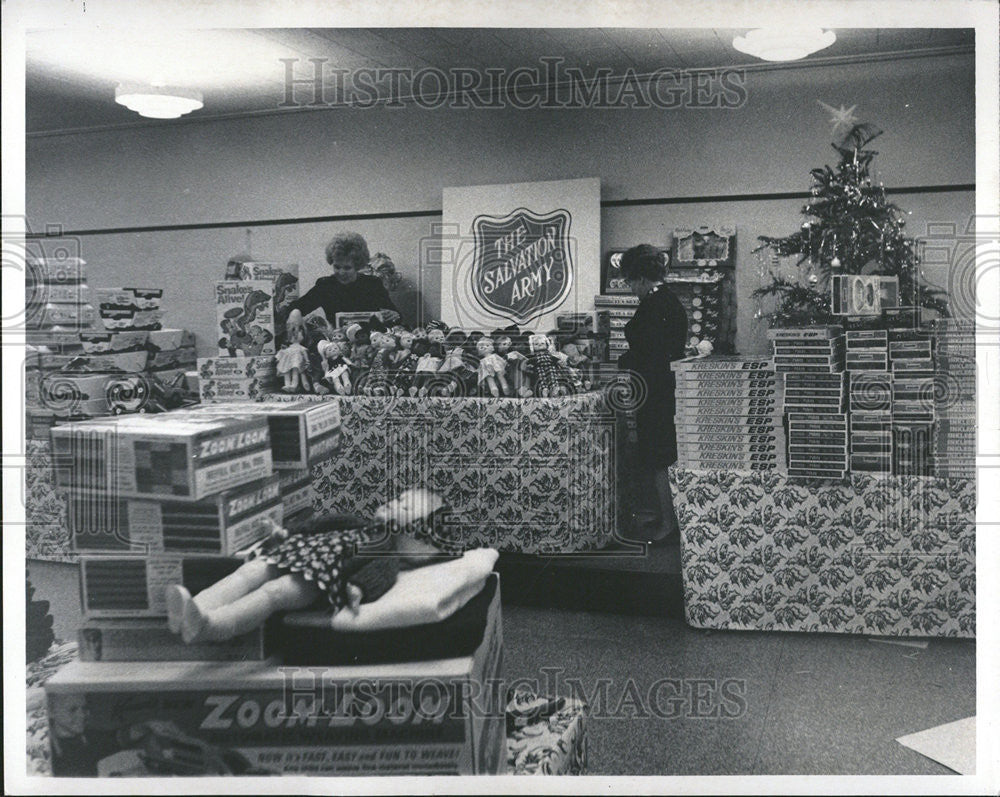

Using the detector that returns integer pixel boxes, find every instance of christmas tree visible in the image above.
[753,122,949,326]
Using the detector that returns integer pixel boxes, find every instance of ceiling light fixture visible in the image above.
[732,28,836,62]
[115,82,203,119]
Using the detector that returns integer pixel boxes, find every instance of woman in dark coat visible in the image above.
[617,244,688,541]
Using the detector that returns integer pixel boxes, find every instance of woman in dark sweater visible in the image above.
[290,232,399,323]
[617,244,688,541]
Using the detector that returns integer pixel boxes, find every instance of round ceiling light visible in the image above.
[115,83,203,119]
[732,28,837,62]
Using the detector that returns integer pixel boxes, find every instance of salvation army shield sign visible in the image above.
[469,208,574,326]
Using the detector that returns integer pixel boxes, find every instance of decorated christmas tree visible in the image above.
[753,122,949,326]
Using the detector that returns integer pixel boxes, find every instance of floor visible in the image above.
[28,557,976,776]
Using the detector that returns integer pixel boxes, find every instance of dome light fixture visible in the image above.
[732,28,836,62]
[115,82,203,119]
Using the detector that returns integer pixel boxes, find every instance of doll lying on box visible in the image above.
[166,488,496,643]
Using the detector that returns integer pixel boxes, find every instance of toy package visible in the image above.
[215,280,276,356]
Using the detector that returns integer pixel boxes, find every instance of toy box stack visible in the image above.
[201,262,298,403]
[179,399,342,526]
[768,327,848,478]
[25,256,197,436]
[929,319,975,478]
[671,355,784,471]
[48,412,279,667]
[887,326,936,476]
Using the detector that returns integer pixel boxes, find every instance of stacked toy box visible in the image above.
[671,355,784,471]
[928,319,975,478]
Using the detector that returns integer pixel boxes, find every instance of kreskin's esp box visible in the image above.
[180,400,341,470]
[51,414,273,501]
[48,576,507,776]
[67,475,282,555]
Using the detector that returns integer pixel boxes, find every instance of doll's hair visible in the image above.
[620,244,668,282]
[444,329,468,347]
[411,338,430,356]
[325,232,370,269]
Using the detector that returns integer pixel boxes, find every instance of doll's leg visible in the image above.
[487,376,500,397]
[165,559,275,634]
[181,573,322,643]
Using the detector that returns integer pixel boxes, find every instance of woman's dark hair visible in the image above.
[325,232,370,268]
[619,244,668,282]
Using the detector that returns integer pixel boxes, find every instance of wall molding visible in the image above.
[25,183,975,239]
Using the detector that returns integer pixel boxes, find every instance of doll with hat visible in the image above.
[166,488,467,644]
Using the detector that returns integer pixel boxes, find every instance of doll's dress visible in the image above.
[529,351,560,392]
[276,341,310,374]
[478,353,507,382]
[256,510,465,612]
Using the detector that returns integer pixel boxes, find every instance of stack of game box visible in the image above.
[49,412,279,663]
[594,293,639,360]
[95,287,164,332]
[929,319,976,478]
[888,328,935,476]
[845,330,891,473]
[671,355,784,471]
[768,327,847,478]
[179,400,342,526]
[196,355,279,402]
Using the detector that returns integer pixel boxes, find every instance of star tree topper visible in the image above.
[817,100,859,138]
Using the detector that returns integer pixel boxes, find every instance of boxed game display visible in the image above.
[199,377,280,403]
[78,553,250,619]
[100,307,164,331]
[182,400,341,470]
[96,288,163,310]
[47,577,506,776]
[215,280,277,356]
[27,255,87,283]
[39,349,151,373]
[34,302,99,328]
[148,329,196,351]
[197,356,277,380]
[80,331,150,353]
[67,475,282,554]
[50,414,272,501]
[78,619,268,663]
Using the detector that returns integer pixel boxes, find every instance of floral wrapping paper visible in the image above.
[264,392,618,554]
[25,439,74,562]
[671,467,976,637]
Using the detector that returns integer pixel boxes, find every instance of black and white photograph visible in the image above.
[3,0,998,792]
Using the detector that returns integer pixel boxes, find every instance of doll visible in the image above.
[439,330,478,397]
[412,338,444,397]
[505,333,534,398]
[316,339,354,395]
[276,310,313,393]
[392,331,420,396]
[165,489,462,644]
[527,333,571,398]
[361,331,396,396]
[476,337,511,397]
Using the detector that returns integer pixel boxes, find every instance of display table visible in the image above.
[24,392,618,559]
[671,467,975,638]
[262,392,617,554]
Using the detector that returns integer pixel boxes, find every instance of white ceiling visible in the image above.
[25,28,974,134]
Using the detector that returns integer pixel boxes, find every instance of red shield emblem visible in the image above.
[469,208,573,326]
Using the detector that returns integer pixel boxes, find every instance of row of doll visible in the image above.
[276,310,601,398]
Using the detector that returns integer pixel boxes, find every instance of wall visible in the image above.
[26,51,975,355]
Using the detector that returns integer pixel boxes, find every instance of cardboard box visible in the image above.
[50,414,273,501]
[32,302,98,327]
[216,280,276,356]
[47,578,506,776]
[147,346,197,370]
[79,331,150,353]
[78,618,267,663]
[277,468,316,515]
[67,475,282,554]
[148,329,196,351]
[39,349,150,373]
[197,356,277,380]
[182,400,341,469]
[199,376,280,403]
[27,256,87,283]
[78,553,250,619]
[100,307,164,330]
